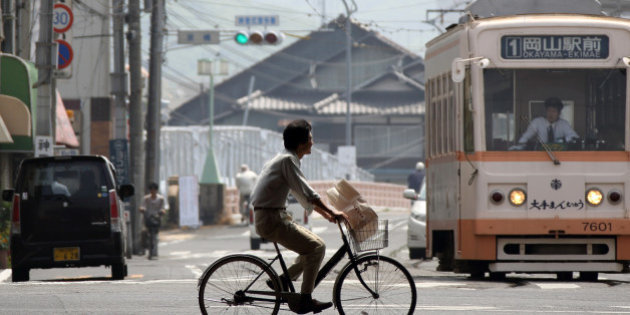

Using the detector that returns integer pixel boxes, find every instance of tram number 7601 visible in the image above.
[582,222,612,232]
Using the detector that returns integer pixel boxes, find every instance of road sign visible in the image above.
[35,136,54,157]
[177,30,220,45]
[109,139,130,185]
[53,3,73,33]
[56,39,73,69]
[235,15,279,26]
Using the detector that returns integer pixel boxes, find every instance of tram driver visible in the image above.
[510,97,579,150]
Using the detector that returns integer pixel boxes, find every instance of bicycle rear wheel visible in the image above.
[198,255,281,314]
[333,254,416,314]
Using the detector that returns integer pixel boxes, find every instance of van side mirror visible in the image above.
[2,189,14,202]
[403,189,418,200]
[118,184,135,199]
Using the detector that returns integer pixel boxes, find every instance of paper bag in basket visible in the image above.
[326,179,378,242]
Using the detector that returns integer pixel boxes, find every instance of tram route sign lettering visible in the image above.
[501,35,609,59]
[529,199,585,210]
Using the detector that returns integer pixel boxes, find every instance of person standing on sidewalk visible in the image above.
[139,182,166,260]
[250,119,348,314]
[235,164,257,223]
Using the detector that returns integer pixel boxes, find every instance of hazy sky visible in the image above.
[153,0,468,107]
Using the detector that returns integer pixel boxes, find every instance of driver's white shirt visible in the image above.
[518,117,578,144]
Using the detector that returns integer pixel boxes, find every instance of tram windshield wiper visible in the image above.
[534,132,560,165]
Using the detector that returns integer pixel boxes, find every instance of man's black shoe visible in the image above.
[287,294,333,314]
[310,299,333,314]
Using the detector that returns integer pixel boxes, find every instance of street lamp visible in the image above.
[198,59,228,184]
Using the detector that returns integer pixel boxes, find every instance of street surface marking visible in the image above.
[418,306,497,311]
[185,265,203,278]
[1,279,198,286]
[389,219,407,231]
[158,239,184,247]
[416,281,469,288]
[0,269,11,282]
[533,283,580,289]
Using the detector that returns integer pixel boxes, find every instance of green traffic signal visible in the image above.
[235,32,248,45]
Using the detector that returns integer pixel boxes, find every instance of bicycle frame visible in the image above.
[243,221,379,302]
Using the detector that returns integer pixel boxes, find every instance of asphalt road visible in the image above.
[1,210,630,314]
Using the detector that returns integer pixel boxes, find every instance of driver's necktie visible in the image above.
[547,125,554,143]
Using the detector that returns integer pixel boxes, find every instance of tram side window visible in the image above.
[484,68,626,152]
[463,69,474,153]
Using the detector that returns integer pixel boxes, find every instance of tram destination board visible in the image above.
[501,35,609,59]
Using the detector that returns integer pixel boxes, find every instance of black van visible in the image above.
[2,155,134,282]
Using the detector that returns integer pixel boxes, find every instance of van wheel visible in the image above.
[12,267,29,282]
[579,272,598,281]
[112,263,126,280]
[250,238,261,250]
[556,272,573,281]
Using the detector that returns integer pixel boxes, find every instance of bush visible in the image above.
[0,201,10,250]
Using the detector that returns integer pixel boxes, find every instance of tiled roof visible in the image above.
[237,91,424,116]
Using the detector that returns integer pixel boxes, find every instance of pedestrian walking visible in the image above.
[235,164,257,222]
[139,182,166,260]
[407,161,425,193]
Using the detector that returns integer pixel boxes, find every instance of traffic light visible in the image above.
[234,30,284,45]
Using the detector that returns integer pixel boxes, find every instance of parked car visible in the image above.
[403,178,426,259]
[2,155,134,282]
[248,194,312,250]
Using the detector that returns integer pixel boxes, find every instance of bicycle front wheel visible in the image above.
[334,254,417,314]
[198,255,282,314]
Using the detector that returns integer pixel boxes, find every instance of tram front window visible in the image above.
[484,68,626,151]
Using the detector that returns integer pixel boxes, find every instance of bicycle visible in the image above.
[198,219,417,314]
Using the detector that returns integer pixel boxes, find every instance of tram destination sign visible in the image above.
[501,35,609,59]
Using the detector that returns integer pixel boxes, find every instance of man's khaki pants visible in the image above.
[255,209,325,294]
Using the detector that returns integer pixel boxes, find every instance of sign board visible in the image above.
[53,3,73,33]
[109,139,130,185]
[56,39,73,69]
[501,35,609,59]
[179,176,200,228]
[56,148,79,156]
[35,136,54,157]
[177,30,220,45]
[235,15,279,26]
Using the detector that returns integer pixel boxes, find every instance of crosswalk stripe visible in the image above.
[0,269,11,282]
[533,283,580,289]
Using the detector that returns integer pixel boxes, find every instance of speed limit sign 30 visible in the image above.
[53,3,74,33]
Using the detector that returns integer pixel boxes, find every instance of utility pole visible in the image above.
[127,0,145,254]
[341,0,357,146]
[1,0,14,54]
[112,0,127,139]
[35,0,55,143]
[145,0,164,187]
[15,0,31,60]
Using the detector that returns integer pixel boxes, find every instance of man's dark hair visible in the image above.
[283,119,312,151]
[148,182,159,190]
[544,97,563,112]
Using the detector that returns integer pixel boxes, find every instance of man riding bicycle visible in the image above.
[250,119,348,314]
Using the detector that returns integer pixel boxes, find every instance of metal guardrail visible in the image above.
[160,126,374,187]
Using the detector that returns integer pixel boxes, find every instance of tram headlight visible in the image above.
[509,189,526,206]
[586,188,603,206]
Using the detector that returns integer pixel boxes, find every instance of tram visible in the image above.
[423,10,630,279]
